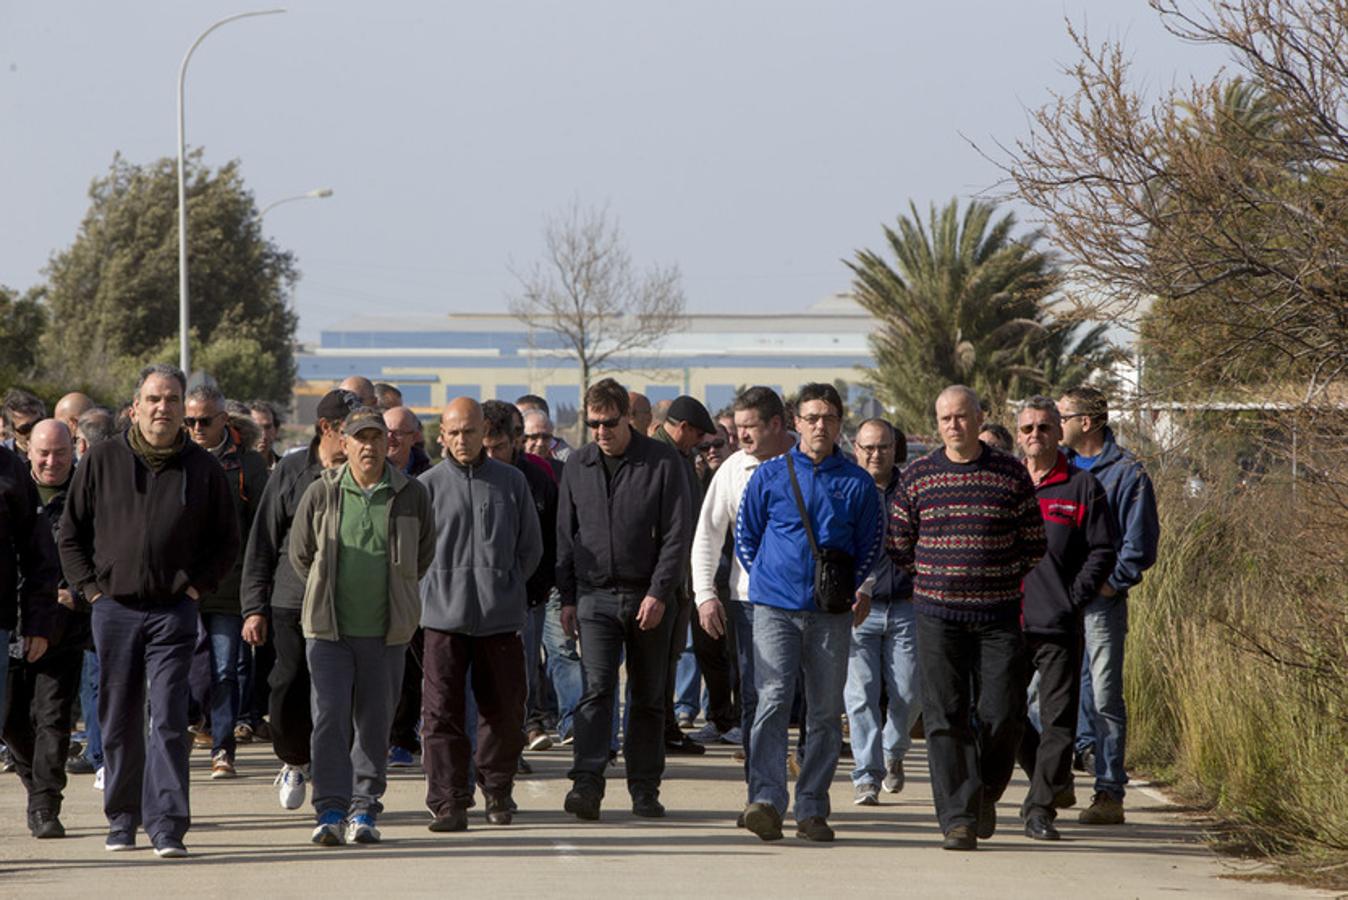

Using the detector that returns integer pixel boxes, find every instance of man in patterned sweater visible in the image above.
[888,385,1046,851]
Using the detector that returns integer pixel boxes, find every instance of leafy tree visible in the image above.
[0,284,47,384]
[41,151,298,402]
[847,198,1115,433]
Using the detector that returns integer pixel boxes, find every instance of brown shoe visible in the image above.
[210,750,236,779]
[1078,792,1125,825]
[942,825,977,851]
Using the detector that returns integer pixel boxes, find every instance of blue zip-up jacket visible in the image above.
[1069,427,1159,599]
[865,467,913,604]
[735,444,884,612]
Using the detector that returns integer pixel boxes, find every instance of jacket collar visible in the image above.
[324,460,411,493]
[1034,451,1073,489]
[447,448,489,473]
[789,442,845,470]
[580,426,654,467]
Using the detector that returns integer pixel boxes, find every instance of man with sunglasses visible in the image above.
[889,385,1045,851]
[2,388,47,459]
[1014,396,1116,841]
[183,384,270,779]
[556,378,691,821]
[1057,385,1159,826]
[735,383,883,844]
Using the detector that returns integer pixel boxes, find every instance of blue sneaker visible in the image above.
[105,829,136,852]
[387,746,419,768]
[311,810,346,846]
[346,814,381,844]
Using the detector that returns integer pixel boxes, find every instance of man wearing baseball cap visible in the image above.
[240,389,358,811]
[288,406,435,846]
[652,395,716,756]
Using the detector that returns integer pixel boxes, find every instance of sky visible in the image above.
[0,1,1228,342]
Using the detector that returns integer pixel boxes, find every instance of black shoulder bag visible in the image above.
[785,454,855,614]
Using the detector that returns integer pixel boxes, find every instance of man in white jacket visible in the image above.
[690,386,794,793]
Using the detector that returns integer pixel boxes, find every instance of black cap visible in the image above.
[667,395,715,435]
[317,389,360,421]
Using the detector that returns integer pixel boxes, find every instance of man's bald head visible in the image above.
[54,392,94,432]
[383,405,421,469]
[338,376,377,408]
[440,397,485,465]
[29,419,74,487]
[628,391,653,436]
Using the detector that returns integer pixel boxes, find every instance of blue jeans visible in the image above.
[844,598,920,787]
[674,625,702,720]
[1077,593,1128,799]
[748,604,851,821]
[80,650,103,767]
[542,592,584,740]
[201,613,243,756]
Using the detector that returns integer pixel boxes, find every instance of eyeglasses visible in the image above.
[387,428,418,441]
[524,432,553,443]
[182,414,221,429]
[1018,423,1056,434]
[13,420,37,437]
[1058,412,1088,421]
[797,413,840,427]
[696,437,727,453]
[855,442,894,455]
[585,417,623,431]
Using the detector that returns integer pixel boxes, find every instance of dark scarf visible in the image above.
[128,424,186,473]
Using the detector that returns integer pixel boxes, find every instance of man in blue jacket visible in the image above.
[735,382,883,843]
[1057,386,1160,826]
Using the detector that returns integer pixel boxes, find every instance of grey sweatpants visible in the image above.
[306,636,405,820]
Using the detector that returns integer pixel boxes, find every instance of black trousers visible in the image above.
[268,607,312,767]
[662,592,694,740]
[391,627,425,753]
[569,588,674,799]
[690,600,739,732]
[916,612,1026,833]
[1017,631,1082,819]
[3,643,83,814]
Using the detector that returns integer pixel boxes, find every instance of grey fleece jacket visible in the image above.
[418,452,544,636]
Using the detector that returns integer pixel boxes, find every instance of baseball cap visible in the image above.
[667,396,716,435]
[341,407,389,438]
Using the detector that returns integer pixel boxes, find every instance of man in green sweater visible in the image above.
[289,407,435,847]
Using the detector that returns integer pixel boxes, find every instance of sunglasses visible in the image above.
[585,417,623,431]
[1018,423,1056,434]
[13,420,37,437]
[697,438,727,453]
[183,414,222,429]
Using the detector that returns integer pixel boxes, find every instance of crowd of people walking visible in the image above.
[0,367,1158,856]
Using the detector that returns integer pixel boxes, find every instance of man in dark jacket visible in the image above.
[184,384,269,778]
[0,425,63,837]
[1014,397,1117,841]
[1057,385,1160,825]
[482,400,558,753]
[556,378,691,821]
[240,388,356,810]
[419,398,542,832]
[59,363,240,858]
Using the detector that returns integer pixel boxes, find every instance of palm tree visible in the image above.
[848,198,1111,433]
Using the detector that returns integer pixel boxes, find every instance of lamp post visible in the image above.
[258,187,333,219]
[177,8,286,375]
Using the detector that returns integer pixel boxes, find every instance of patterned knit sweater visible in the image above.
[887,443,1046,623]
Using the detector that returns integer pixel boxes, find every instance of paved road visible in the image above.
[0,739,1324,898]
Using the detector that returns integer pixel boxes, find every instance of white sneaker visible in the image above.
[93,767,105,791]
[275,764,307,810]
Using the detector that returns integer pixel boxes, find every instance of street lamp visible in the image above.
[258,187,334,219]
[177,8,286,376]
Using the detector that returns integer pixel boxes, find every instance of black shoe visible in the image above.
[485,795,513,826]
[564,788,601,821]
[795,816,834,842]
[743,802,783,842]
[942,825,977,851]
[1052,788,1077,809]
[517,756,533,775]
[665,735,706,755]
[1072,747,1096,773]
[66,755,96,775]
[631,794,665,818]
[735,811,746,828]
[976,798,997,839]
[29,809,65,839]
[1025,813,1061,841]
[428,808,468,832]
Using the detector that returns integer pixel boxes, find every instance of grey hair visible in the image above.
[521,407,553,431]
[186,383,226,407]
[935,384,982,412]
[136,363,187,397]
[76,407,118,447]
[1017,395,1061,424]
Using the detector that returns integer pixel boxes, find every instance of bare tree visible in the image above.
[509,202,687,437]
